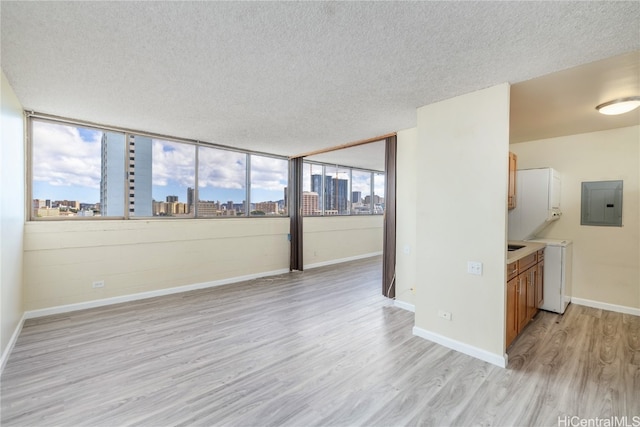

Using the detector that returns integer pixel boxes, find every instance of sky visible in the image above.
[32,121,288,205]
[32,120,384,207]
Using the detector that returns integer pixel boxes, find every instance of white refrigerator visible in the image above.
[529,238,573,314]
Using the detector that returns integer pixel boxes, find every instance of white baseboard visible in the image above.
[304,251,382,270]
[394,300,415,312]
[571,297,640,317]
[25,268,290,320]
[1,312,26,375]
[412,326,507,368]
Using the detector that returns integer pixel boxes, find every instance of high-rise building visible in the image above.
[332,178,349,213]
[166,195,178,203]
[311,174,349,213]
[325,177,348,213]
[128,135,153,216]
[283,186,288,214]
[101,133,153,217]
[352,191,362,204]
[100,132,125,216]
[311,174,332,211]
[187,187,194,212]
[302,192,319,216]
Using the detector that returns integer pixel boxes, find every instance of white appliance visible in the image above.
[528,238,573,314]
[508,168,562,241]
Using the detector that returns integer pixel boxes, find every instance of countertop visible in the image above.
[507,240,546,264]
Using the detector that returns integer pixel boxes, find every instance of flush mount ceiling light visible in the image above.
[595,96,640,115]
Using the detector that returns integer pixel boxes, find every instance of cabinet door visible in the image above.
[536,259,544,308]
[527,267,537,321]
[517,274,528,332]
[508,152,517,209]
[506,277,518,348]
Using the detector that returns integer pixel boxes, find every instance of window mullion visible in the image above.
[194,145,199,218]
[245,153,251,216]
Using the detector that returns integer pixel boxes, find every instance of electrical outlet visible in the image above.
[92,280,105,288]
[438,310,452,321]
[467,261,483,276]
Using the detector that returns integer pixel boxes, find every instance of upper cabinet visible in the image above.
[508,152,517,209]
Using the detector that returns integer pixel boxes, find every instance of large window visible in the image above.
[32,120,121,218]
[131,135,196,218]
[250,155,288,216]
[302,163,323,216]
[29,117,288,220]
[302,161,384,217]
[351,170,372,214]
[324,165,351,215]
[198,147,246,217]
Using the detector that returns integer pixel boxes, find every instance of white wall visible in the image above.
[24,215,384,312]
[511,126,639,310]
[24,219,290,311]
[1,70,25,362]
[395,127,418,308]
[412,84,511,365]
[303,215,383,269]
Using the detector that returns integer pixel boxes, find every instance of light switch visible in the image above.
[467,261,482,276]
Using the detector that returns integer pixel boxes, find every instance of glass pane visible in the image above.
[140,137,196,217]
[250,155,288,216]
[32,120,123,218]
[325,165,351,215]
[351,170,372,215]
[373,172,385,214]
[302,163,323,216]
[198,147,246,217]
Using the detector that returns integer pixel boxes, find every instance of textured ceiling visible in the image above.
[510,51,640,144]
[1,1,639,170]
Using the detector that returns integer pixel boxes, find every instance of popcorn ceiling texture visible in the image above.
[1,1,638,162]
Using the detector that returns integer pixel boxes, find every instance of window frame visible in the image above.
[302,159,385,217]
[27,113,289,221]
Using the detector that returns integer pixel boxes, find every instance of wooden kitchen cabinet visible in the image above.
[517,271,530,333]
[526,266,537,322]
[506,248,545,349]
[506,276,518,348]
[536,251,544,308]
[508,152,517,209]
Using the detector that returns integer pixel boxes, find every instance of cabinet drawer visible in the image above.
[518,253,537,272]
[507,261,518,281]
[537,249,544,262]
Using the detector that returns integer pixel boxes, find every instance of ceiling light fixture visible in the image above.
[595,96,640,115]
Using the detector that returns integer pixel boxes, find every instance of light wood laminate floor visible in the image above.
[2,256,639,426]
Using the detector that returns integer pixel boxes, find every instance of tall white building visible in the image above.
[100,132,125,216]
[128,134,153,216]
[100,133,153,217]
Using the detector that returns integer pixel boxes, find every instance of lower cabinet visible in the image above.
[506,250,545,349]
[536,254,544,308]
[506,276,518,347]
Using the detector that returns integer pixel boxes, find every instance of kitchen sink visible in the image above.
[507,244,525,252]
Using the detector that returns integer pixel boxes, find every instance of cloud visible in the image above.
[351,170,371,193]
[151,139,195,187]
[197,146,247,189]
[250,156,288,191]
[32,120,102,189]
